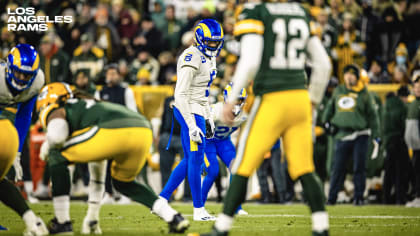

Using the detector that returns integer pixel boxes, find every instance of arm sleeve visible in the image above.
[367,93,380,139]
[174,65,197,129]
[306,36,332,105]
[47,118,69,147]
[321,97,334,124]
[124,87,138,112]
[15,95,37,152]
[228,34,263,103]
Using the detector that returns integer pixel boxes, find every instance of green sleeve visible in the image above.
[366,92,380,139]
[321,96,334,124]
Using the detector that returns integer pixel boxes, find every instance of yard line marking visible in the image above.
[184,214,420,219]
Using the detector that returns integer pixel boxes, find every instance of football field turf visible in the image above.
[1,202,420,235]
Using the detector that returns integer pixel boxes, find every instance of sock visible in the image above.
[53,195,70,223]
[152,198,177,222]
[312,211,329,233]
[0,179,30,216]
[193,207,204,216]
[214,213,233,232]
[112,178,158,208]
[160,158,187,200]
[222,175,248,216]
[24,181,33,194]
[49,149,70,197]
[86,203,101,220]
[22,210,37,229]
[300,172,326,212]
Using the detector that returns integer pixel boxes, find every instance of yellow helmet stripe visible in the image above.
[10,47,21,68]
[198,23,212,38]
[241,88,247,97]
[31,54,40,70]
[220,26,224,38]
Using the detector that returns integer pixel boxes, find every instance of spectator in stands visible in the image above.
[358,0,380,66]
[383,85,410,204]
[323,64,380,205]
[388,43,411,76]
[129,50,160,85]
[73,70,96,95]
[118,59,130,83]
[404,73,420,208]
[157,51,177,85]
[0,26,15,58]
[55,8,80,56]
[117,9,138,60]
[136,68,151,86]
[133,15,164,58]
[372,5,405,64]
[391,65,410,85]
[70,33,106,84]
[95,63,138,204]
[151,1,167,34]
[332,12,365,82]
[39,34,71,84]
[159,5,184,52]
[312,8,337,55]
[88,4,121,62]
[329,0,344,27]
[368,60,390,83]
[343,0,362,19]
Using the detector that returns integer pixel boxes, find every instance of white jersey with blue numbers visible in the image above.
[175,45,215,118]
[0,62,45,107]
[211,102,247,140]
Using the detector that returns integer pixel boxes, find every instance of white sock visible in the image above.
[53,195,70,223]
[152,198,177,222]
[312,211,329,233]
[22,210,37,228]
[86,202,101,220]
[214,214,233,232]
[24,181,33,194]
[193,207,204,215]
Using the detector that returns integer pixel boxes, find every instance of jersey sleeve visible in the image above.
[179,49,201,71]
[15,96,37,152]
[233,3,264,39]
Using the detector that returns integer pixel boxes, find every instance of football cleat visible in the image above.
[193,208,216,221]
[168,213,190,233]
[236,209,248,216]
[81,217,102,235]
[47,217,73,235]
[23,217,49,236]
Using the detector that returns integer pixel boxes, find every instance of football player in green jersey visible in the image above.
[199,1,332,236]
[37,82,190,235]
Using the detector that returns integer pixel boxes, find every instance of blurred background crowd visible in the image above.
[1,0,420,206]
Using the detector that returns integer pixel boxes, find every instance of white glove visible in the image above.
[40,141,50,161]
[189,126,204,144]
[371,139,380,160]
[12,152,23,181]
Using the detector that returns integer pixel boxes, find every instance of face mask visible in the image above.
[396,56,406,65]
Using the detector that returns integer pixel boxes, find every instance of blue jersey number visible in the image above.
[184,53,192,62]
[214,126,238,139]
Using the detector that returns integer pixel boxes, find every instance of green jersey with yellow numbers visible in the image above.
[40,98,151,134]
[234,2,312,96]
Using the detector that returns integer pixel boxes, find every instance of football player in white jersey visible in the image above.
[201,83,248,215]
[0,44,48,235]
[159,19,224,221]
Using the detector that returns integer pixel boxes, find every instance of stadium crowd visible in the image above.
[1,0,420,206]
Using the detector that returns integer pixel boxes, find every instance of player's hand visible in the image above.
[189,126,204,144]
[222,102,235,125]
[205,118,215,139]
[40,141,50,161]
[12,152,23,182]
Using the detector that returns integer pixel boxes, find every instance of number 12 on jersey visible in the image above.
[270,18,309,70]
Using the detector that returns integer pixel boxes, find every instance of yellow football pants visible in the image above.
[62,127,153,182]
[232,89,314,180]
[0,119,19,181]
